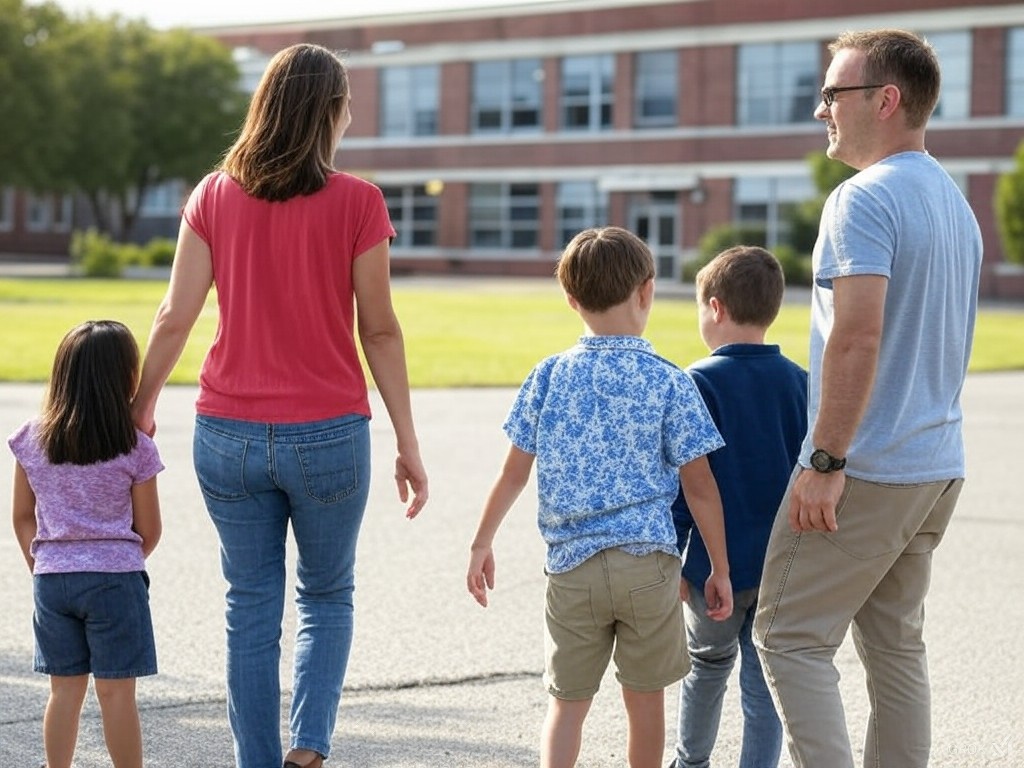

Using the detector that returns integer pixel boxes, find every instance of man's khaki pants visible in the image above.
[753,472,963,768]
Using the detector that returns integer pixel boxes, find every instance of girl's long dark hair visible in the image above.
[38,320,140,465]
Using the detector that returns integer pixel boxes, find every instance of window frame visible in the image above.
[469,182,540,250]
[380,64,441,137]
[633,49,678,128]
[471,58,544,134]
[736,41,819,127]
[560,54,615,132]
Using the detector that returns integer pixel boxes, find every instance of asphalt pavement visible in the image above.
[1,376,1022,767]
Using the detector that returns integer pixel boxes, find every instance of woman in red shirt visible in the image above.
[132,43,428,768]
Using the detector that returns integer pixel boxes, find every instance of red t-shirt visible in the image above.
[183,170,395,422]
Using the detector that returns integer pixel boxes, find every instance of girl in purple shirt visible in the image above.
[9,320,163,768]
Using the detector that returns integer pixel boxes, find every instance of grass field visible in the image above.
[1,276,1022,386]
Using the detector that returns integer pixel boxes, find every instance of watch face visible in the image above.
[811,449,835,472]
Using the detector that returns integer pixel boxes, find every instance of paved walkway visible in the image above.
[1,378,1022,766]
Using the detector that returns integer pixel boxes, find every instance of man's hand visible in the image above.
[789,468,846,532]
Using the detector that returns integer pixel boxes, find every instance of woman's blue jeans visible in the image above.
[675,582,783,768]
[193,413,371,768]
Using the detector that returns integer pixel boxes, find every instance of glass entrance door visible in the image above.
[629,193,679,279]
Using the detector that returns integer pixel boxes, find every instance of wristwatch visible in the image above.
[810,449,847,473]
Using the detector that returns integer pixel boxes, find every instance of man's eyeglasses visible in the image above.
[820,84,885,107]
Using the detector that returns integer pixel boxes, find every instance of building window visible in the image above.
[25,193,50,232]
[634,50,677,127]
[1008,28,1024,116]
[141,180,186,217]
[232,46,272,94]
[734,175,816,248]
[24,193,73,233]
[51,195,72,232]
[560,54,614,131]
[928,31,971,120]
[469,183,539,249]
[472,59,543,133]
[737,42,819,126]
[382,185,438,247]
[380,65,439,137]
[556,182,607,246]
[0,187,14,232]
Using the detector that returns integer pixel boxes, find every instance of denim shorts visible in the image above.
[33,570,157,679]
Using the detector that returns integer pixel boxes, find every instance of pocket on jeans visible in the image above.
[193,426,249,501]
[294,434,359,504]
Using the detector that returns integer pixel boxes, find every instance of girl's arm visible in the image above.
[12,462,37,572]
[131,477,162,558]
[467,444,535,607]
[679,455,733,620]
[132,219,213,435]
[353,238,428,519]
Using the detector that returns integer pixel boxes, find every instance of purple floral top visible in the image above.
[8,420,164,574]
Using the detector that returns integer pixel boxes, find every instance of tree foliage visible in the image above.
[995,139,1024,266]
[786,152,858,255]
[0,3,245,239]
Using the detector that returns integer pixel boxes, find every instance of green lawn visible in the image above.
[1,277,1022,386]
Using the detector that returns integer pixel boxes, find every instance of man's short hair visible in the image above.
[829,29,940,129]
[557,227,655,312]
[696,245,785,328]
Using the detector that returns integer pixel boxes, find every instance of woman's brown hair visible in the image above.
[221,43,349,201]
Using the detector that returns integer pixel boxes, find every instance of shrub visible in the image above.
[683,224,768,282]
[682,225,812,286]
[773,244,813,287]
[143,237,176,267]
[70,229,123,278]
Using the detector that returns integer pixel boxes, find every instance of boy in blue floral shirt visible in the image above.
[467,226,733,768]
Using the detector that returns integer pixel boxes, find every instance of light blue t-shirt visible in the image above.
[803,151,982,483]
[504,335,724,574]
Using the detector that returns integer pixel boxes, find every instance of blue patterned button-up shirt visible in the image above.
[504,335,724,574]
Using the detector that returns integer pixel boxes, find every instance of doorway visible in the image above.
[629,192,679,280]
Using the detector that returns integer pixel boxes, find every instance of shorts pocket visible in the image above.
[628,554,679,634]
[546,574,597,630]
[294,433,359,504]
[193,425,249,501]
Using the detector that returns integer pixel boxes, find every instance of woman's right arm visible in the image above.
[131,219,213,434]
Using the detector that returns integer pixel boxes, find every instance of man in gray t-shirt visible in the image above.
[753,29,983,768]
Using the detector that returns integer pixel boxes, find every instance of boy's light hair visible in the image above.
[557,227,655,312]
[696,246,784,328]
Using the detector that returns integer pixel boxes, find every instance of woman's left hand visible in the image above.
[395,450,428,519]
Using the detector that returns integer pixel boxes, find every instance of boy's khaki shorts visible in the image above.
[544,548,688,700]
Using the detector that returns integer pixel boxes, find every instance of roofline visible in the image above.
[190,0,696,35]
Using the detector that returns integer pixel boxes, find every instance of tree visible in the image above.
[2,5,244,239]
[0,0,68,189]
[48,15,138,234]
[995,139,1024,265]
[117,26,246,238]
[787,152,858,255]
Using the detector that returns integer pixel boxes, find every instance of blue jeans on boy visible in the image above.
[675,583,782,768]
[193,413,371,768]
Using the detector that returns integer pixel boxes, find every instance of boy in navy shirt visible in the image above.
[468,226,733,768]
[670,246,807,768]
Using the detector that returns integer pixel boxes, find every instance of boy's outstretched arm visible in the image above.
[679,455,733,621]
[467,444,535,608]
[12,463,36,572]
